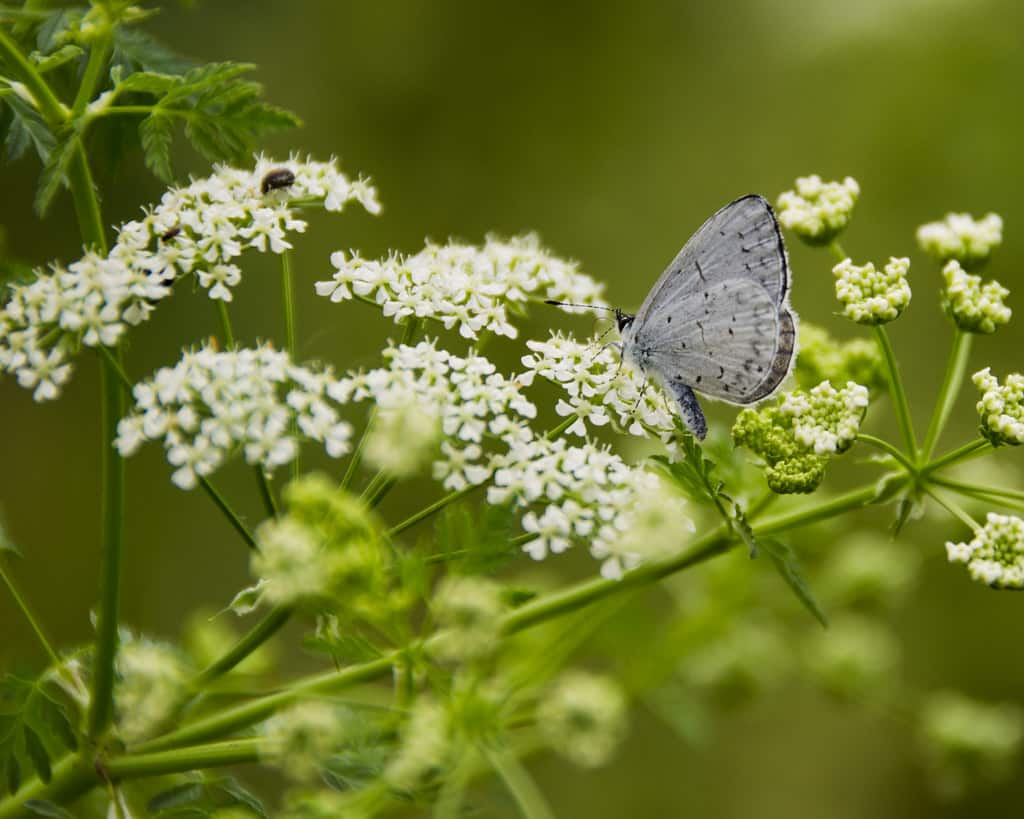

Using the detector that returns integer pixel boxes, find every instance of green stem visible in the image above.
[922,439,992,474]
[96,344,132,392]
[107,738,263,779]
[546,415,576,439]
[485,748,555,819]
[931,476,1024,504]
[0,29,67,124]
[365,476,396,508]
[198,477,259,550]
[0,559,62,670]
[215,300,235,348]
[920,329,972,462]
[857,433,917,473]
[340,410,374,491]
[280,251,296,356]
[193,605,292,687]
[0,755,94,819]
[386,484,482,539]
[88,353,125,740]
[254,468,279,518]
[921,485,979,532]
[827,240,848,264]
[873,324,917,457]
[70,26,111,118]
[132,655,396,753]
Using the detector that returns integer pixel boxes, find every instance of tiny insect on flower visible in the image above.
[261,167,297,194]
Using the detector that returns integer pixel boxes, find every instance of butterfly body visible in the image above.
[618,194,796,439]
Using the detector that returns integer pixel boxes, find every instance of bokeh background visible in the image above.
[3,1,1024,816]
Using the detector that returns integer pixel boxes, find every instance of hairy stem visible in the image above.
[920,329,973,462]
[873,324,917,457]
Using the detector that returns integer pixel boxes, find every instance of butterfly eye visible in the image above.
[260,168,296,194]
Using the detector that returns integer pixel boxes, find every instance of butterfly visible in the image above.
[553,195,796,439]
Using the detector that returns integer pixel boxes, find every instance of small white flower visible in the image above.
[776,175,859,245]
[315,235,607,340]
[115,637,191,743]
[117,344,353,486]
[917,212,1003,269]
[973,367,1024,446]
[262,702,347,782]
[833,257,911,324]
[780,380,870,454]
[945,513,1024,589]
[941,260,1011,334]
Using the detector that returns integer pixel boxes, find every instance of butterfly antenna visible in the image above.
[544,299,616,313]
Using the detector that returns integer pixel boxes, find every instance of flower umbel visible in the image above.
[833,257,911,324]
[315,235,607,340]
[733,380,869,494]
[972,367,1024,447]
[945,512,1024,589]
[537,671,628,768]
[916,212,1003,270]
[776,175,859,246]
[794,322,886,395]
[941,260,1011,334]
[115,345,353,489]
[0,156,378,402]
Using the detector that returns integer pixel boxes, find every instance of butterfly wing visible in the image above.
[631,195,795,406]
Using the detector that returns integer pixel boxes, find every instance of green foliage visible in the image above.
[147,776,267,818]
[432,501,519,573]
[0,674,78,795]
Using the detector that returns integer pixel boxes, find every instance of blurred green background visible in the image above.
[3,0,1024,816]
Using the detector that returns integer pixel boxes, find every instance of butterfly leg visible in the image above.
[632,378,649,413]
[667,381,708,440]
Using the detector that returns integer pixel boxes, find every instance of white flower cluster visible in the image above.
[115,637,191,743]
[263,702,346,782]
[780,380,870,454]
[833,257,911,324]
[314,234,607,340]
[917,212,1003,269]
[431,575,505,662]
[489,438,693,579]
[537,671,628,768]
[776,175,860,245]
[385,698,450,789]
[946,513,1024,589]
[340,340,538,490]
[941,260,1011,334]
[521,332,677,441]
[973,367,1024,447]
[115,345,353,489]
[0,155,378,402]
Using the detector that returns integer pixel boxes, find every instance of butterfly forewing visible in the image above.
[634,195,789,330]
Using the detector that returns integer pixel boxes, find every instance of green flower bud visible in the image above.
[776,175,859,246]
[973,367,1024,447]
[916,212,1002,270]
[795,322,886,395]
[941,260,1011,334]
[833,257,911,325]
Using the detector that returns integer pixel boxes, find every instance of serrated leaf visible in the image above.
[23,800,73,818]
[3,96,55,164]
[117,71,179,96]
[215,777,267,818]
[22,728,50,783]
[653,435,728,507]
[35,9,84,55]
[759,537,828,628]
[139,111,174,182]
[148,782,205,813]
[34,130,78,217]
[111,28,194,76]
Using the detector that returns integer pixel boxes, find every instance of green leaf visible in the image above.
[139,111,174,182]
[33,130,79,217]
[760,537,829,628]
[22,729,49,783]
[148,782,205,813]
[0,674,82,797]
[653,434,728,507]
[3,96,55,164]
[433,502,519,573]
[147,776,266,817]
[117,71,180,96]
[111,28,194,76]
[215,777,267,818]
[23,800,74,818]
[30,44,82,74]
